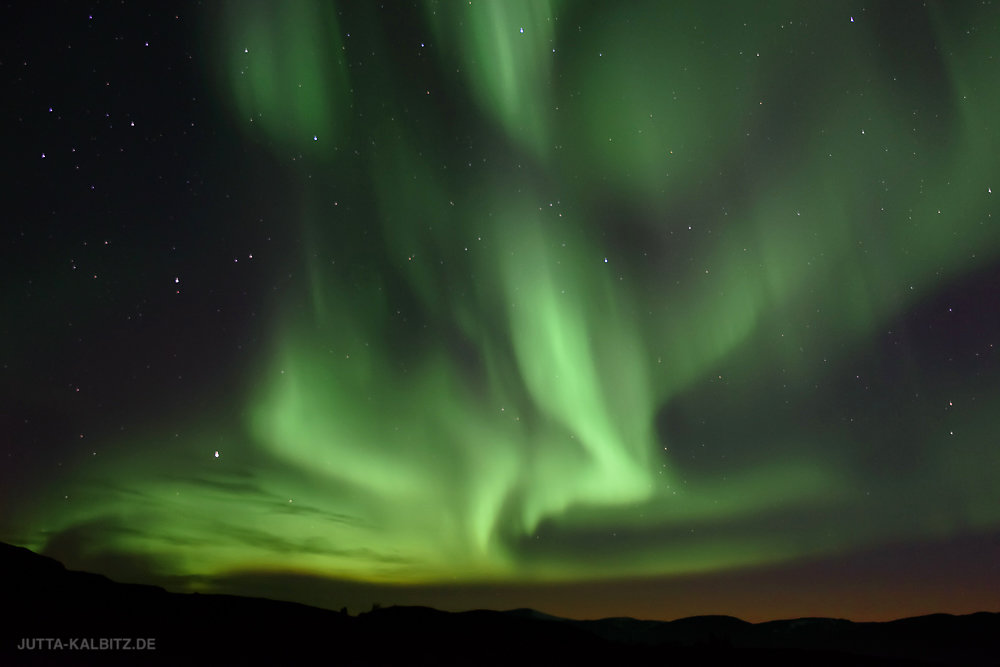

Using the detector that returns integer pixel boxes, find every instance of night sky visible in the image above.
[3,1,1000,622]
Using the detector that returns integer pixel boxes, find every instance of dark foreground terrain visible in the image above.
[2,542,996,665]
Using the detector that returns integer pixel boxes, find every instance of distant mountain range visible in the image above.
[2,541,996,665]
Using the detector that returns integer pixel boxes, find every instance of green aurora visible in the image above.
[6,1,1000,616]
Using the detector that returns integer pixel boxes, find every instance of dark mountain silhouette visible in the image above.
[1,541,996,665]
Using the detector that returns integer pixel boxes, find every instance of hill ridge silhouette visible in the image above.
[2,541,996,665]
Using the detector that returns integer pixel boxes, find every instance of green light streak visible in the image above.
[427,0,558,157]
[13,1,1000,595]
[217,0,349,158]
